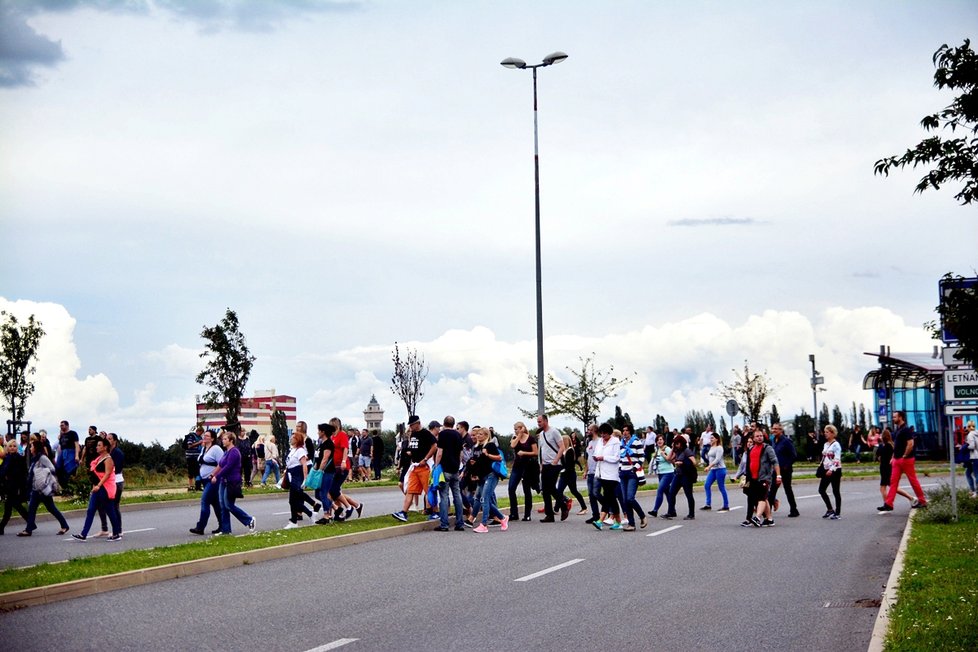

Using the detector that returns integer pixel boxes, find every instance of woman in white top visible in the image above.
[284,432,318,528]
[261,435,280,486]
[701,433,729,511]
[818,425,843,520]
[590,423,622,531]
[964,422,978,498]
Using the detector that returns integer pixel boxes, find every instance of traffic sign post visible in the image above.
[939,276,978,344]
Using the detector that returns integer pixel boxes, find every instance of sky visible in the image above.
[1,0,975,445]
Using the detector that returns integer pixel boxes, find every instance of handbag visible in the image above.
[492,456,509,479]
[815,464,826,478]
[304,468,323,490]
[954,446,969,465]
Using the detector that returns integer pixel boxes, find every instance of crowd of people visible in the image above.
[1,410,967,541]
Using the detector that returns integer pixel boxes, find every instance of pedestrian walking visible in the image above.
[877,411,928,512]
[19,440,70,536]
[212,430,256,534]
[647,434,676,519]
[189,429,224,535]
[818,425,843,520]
[667,436,696,520]
[536,414,568,522]
[591,423,622,531]
[616,424,647,530]
[261,434,281,486]
[557,433,588,517]
[876,428,914,507]
[285,432,318,528]
[701,432,729,512]
[470,427,508,534]
[0,439,29,534]
[72,437,122,541]
[507,421,539,521]
[769,423,799,517]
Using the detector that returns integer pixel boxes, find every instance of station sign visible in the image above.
[944,368,978,400]
[945,403,978,416]
[942,346,964,366]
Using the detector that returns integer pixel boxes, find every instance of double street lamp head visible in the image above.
[500,52,568,69]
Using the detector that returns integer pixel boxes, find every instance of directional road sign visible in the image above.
[944,368,978,400]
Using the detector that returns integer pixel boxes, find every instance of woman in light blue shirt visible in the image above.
[647,435,675,518]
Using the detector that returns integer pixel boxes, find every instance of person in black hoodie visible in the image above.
[0,439,30,534]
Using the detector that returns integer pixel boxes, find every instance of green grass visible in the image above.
[884,487,978,652]
[0,512,430,594]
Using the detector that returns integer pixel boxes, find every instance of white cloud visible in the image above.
[2,298,937,444]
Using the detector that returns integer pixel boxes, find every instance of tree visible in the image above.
[609,405,632,430]
[718,416,729,439]
[270,409,288,444]
[794,410,815,439]
[519,354,633,429]
[0,311,45,425]
[390,341,428,417]
[195,308,255,424]
[818,402,831,432]
[714,360,778,423]
[858,403,868,429]
[653,414,668,435]
[875,39,978,205]
[831,404,845,433]
[769,404,781,425]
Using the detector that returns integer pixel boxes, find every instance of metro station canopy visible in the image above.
[862,349,945,391]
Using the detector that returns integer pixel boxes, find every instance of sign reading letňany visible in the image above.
[944,368,978,400]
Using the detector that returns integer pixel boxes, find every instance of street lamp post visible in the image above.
[809,354,825,431]
[501,51,568,416]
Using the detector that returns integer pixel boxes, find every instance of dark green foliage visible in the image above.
[929,273,978,369]
[875,40,978,205]
[0,311,45,423]
[195,308,255,424]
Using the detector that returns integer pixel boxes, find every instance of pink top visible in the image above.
[91,455,117,500]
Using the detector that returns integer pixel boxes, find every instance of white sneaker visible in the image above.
[603,517,615,525]
[248,518,257,533]
[284,522,299,530]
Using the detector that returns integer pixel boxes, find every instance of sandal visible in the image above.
[57,527,69,535]
[17,531,32,537]
[622,525,636,531]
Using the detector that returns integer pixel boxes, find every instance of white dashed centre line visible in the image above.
[304,638,359,651]
[647,525,683,537]
[514,558,585,582]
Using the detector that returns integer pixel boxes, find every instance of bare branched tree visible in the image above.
[519,354,633,429]
[391,342,428,417]
[713,360,779,424]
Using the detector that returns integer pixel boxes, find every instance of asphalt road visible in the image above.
[0,476,930,652]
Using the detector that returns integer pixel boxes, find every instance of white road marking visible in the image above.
[123,528,155,534]
[797,494,822,500]
[304,639,359,652]
[273,511,291,515]
[514,558,585,582]
[720,506,743,512]
[647,525,683,537]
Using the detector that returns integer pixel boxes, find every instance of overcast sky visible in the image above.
[1,0,975,444]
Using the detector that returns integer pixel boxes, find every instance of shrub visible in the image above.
[915,484,978,524]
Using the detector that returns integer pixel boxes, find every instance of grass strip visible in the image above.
[0,512,429,594]
[884,489,978,652]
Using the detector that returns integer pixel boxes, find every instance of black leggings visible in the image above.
[669,473,695,517]
[0,495,29,533]
[507,464,534,518]
[818,471,842,514]
[557,470,587,511]
[598,479,620,515]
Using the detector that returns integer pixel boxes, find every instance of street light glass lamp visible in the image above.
[542,51,568,66]
[500,57,527,69]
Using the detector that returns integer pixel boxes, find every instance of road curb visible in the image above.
[867,510,916,652]
[0,519,435,612]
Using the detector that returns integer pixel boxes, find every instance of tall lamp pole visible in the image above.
[809,354,824,431]
[501,51,568,416]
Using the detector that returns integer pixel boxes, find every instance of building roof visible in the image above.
[862,351,945,391]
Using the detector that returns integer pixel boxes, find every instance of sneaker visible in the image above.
[683,515,695,521]
[761,519,775,527]
[72,534,87,541]
[211,528,221,534]
[700,505,711,511]
[284,521,299,529]
[355,504,364,518]
[788,511,800,518]
[718,507,730,512]
[539,516,556,523]
[94,531,110,538]
[648,510,658,517]
[435,525,450,532]
[750,515,762,527]
[740,520,752,527]
[824,510,836,518]
[603,517,615,525]
[592,520,603,530]
[454,525,465,531]
[427,513,440,521]
[560,505,569,521]
[248,517,257,534]
[521,516,532,522]
[876,504,893,512]
[829,513,842,520]
[537,506,546,513]
[313,502,322,513]
[463,519,475,528]
[610,523,622,531]
[315,518,331,525]
[346,508,356,520]
[189,528,204,535]
[911,500,926,509]
[107,534,123,541]
[391,511,408,522]
[473,524,489,533]
[500,516,509,532]
[584,517,596,524]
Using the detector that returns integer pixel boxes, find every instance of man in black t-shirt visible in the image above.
[314,423,336,523]
[371,432,385,480]
[81,426,100,483]
[55,420,80,486]
[391,415,437,522]
[183,427,204,491]
[435,415,465,531]
[878,411,928,511]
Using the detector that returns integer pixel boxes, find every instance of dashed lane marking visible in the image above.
[514,558,585,582]
[305,639,359,651]
[647,525,683,537]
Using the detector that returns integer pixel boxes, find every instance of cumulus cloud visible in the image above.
[2,297,939,444]
[0,4,65,87]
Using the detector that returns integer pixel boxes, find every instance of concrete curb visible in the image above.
[867,510,916,652]
[0,519,435,612]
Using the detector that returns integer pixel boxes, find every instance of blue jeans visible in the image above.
[316,471,334,516]
[25,491,69,532]
[478,473,505,526]
[261,460,280,485]
[219,481,252,533]
[439,471,464,527]
[652,472,675,515]
[586,473,600,519]
[616,470,644,526]
[81,487,120,536]
[704,467,728,507]
[195,479,221,530]
[965,459,976,493]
